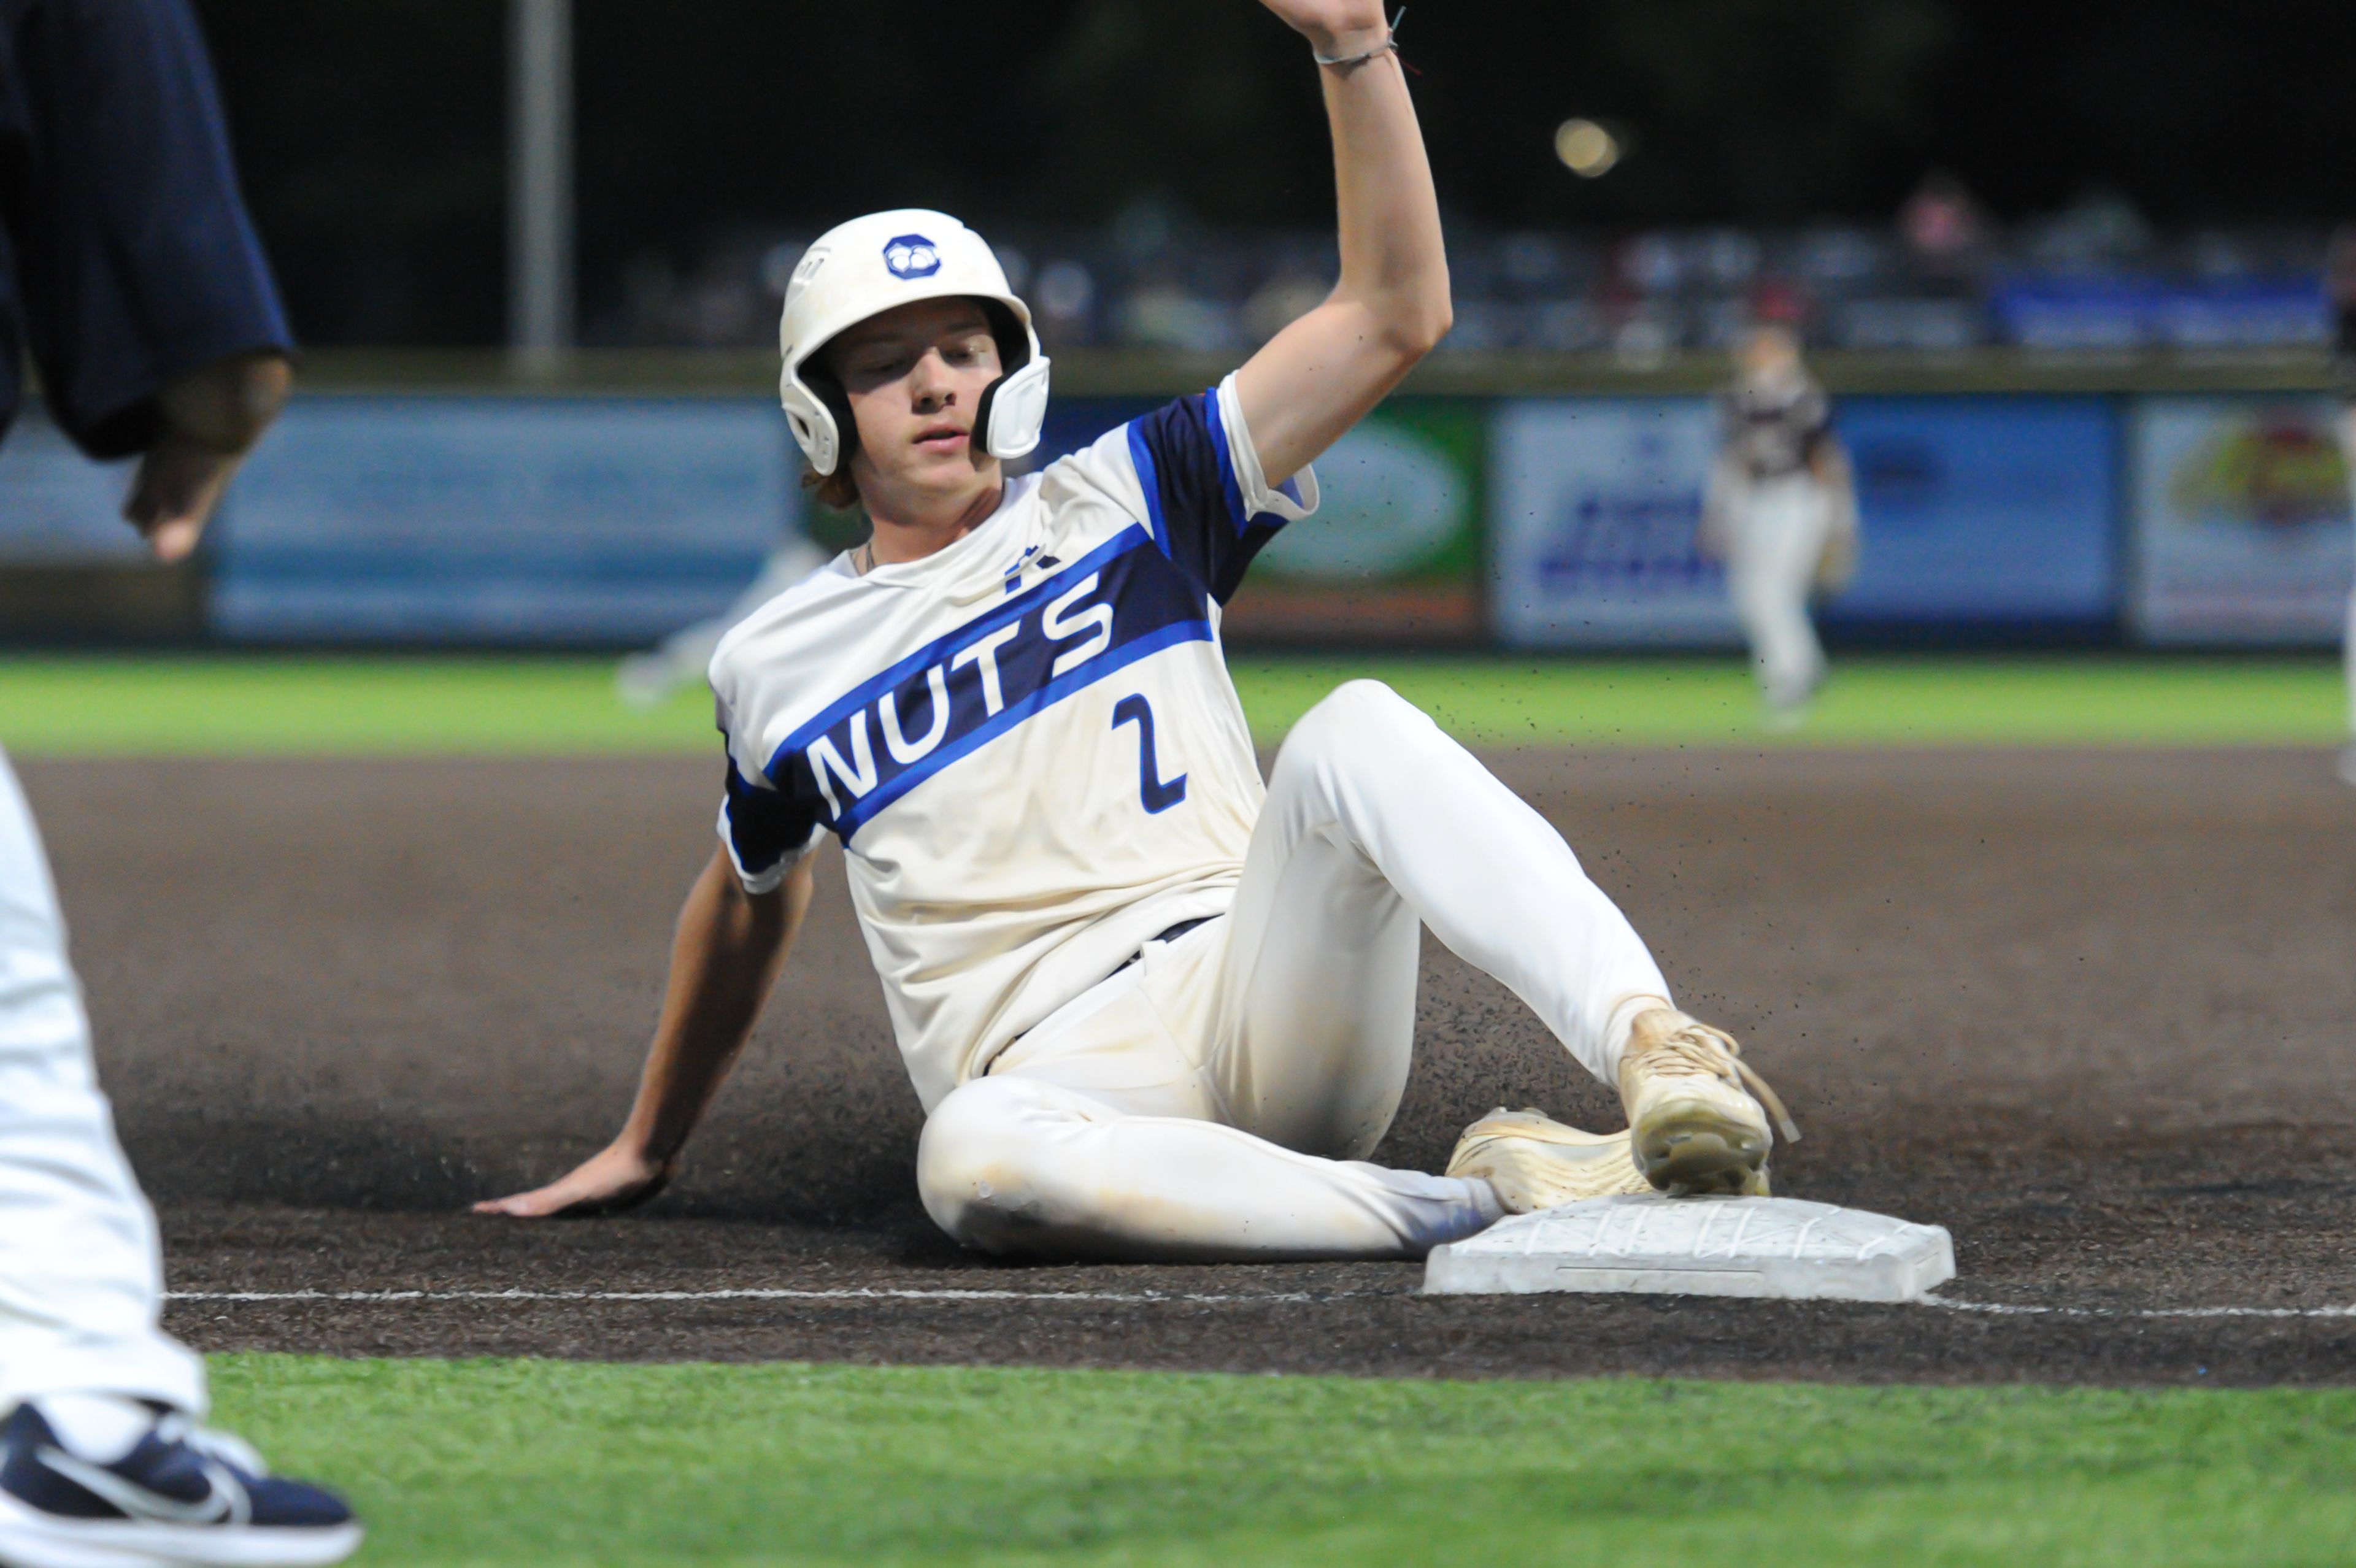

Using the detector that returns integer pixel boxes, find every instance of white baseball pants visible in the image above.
[0,751,206,1415]
[1727,473,1833,708]
[917,680,1674,1261]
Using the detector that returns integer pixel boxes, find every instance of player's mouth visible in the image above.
[913,422,969,454]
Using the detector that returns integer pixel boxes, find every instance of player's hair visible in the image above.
[798,298,1028,517]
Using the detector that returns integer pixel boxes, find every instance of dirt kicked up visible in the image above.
[22,748,2356,1386]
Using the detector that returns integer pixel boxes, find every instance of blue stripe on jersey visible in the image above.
[766,525,1213,842]
[1199,387,1252,537]
[720,751,815,880]
[1125,421,1171,556]
[1126,388,1299,605]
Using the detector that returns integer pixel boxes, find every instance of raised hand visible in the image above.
[1255,0,1391,59]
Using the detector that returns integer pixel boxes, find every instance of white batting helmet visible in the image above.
[777,209,1052,477]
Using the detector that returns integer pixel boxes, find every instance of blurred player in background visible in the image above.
[483,0,1797,1261]
[2331,225,2356,786]
[615,531,831,708]
[0,2,360,1564]
[1701,321,1859,721]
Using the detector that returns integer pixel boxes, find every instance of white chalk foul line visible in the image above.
[165,1287,2356,1320]
[1927,1297,2356,1321]
[164,1286,1357,1306]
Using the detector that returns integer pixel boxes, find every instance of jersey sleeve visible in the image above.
[1118,373,1319,604]
[13,0,295,459]
[714,704,820,895]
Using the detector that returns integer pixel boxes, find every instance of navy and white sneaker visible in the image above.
[0,1402,360,1567]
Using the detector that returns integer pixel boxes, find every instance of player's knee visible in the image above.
[1279,679,1434,773]
[915,1077,1074,1254]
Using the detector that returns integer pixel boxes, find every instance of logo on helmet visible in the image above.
[882,234,942,280]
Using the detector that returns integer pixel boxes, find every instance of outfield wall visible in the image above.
[3,379,2348,650]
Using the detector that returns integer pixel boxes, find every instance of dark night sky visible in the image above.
[190,0,2356,345]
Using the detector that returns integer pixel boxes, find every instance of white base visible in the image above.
[1423,1194,1955,1303]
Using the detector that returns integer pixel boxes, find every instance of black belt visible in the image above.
[1107,917,1212,979]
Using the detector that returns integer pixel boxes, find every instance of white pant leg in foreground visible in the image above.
[1727,474,1833,707]
[916,681,1674,1261]
[2343,580,2355,737]
[0,753,206,1414]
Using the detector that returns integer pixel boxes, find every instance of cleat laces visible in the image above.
[1637,1023,1801,1143]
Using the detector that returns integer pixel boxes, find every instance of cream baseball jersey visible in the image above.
[709,375,1317,1110]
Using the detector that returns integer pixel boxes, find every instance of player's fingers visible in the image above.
[146,515,204,563]
[471,1191,560,1217]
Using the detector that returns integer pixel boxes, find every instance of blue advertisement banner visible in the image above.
[0,409,148,563]
[213,396,794,643]
[1492,394,2117,648]
[1825,396,2115,628]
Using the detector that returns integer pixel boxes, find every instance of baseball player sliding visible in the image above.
[1700,323,1858,720]
[483,0,1796,1259]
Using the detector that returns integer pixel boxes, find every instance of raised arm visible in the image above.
[1234,0,1449,486]
[474,847,812,1217]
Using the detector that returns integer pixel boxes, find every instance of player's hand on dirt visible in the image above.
[472,1141,677,1218]
[121,352,292,563]
[1255,0,1390,59]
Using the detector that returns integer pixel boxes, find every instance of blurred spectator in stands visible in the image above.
[2328,223,2356,785]
[1899,170,1991,284]
[1700,317,1858,721]
[1032,258,1099,348]
[1244,267,1330,347]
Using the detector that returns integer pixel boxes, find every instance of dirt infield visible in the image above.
[21,747,2356,1385]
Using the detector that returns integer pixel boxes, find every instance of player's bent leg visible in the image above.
[915,1074,1498,1262]
[1234,680,1670,1088]
[1228,682,1791,1194]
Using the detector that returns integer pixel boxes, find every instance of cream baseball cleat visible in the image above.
[1446,1107,1653,1213]
[1618,1008,1800,1196]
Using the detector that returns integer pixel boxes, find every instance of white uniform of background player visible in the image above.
[614,534,832,709]
[1702,325,1858,717]
[484,0,1795,1255]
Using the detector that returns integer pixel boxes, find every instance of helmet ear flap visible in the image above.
[971,298,1049,463]
[782,357,858,476]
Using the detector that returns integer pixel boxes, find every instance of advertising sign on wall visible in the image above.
[0,412,147,563]
[2128,398,2353,645]
[213,396,793,643]
[1491,394,2120,648]
[1488,398,1733,648]
[1034,395,1486,644]
[1827,396,2115,629]
[1222,399,1485,644]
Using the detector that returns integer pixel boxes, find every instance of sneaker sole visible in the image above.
[0,1488,361,1568]
[1632,1108,1771,1196]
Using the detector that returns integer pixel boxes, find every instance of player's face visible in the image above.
[830,299,1005,502]
[1740,325,1801,380]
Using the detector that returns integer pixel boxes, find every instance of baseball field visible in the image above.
[9,651,2355,1566]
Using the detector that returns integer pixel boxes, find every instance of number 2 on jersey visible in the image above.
[1111,694,1188,814]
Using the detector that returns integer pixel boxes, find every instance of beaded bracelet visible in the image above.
[1312,7,1404,71]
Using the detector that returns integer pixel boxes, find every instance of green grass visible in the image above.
[0,653,2344,757]
[217,1354,2356,1567]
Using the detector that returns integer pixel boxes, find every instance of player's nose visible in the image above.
[909,349,958,408]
